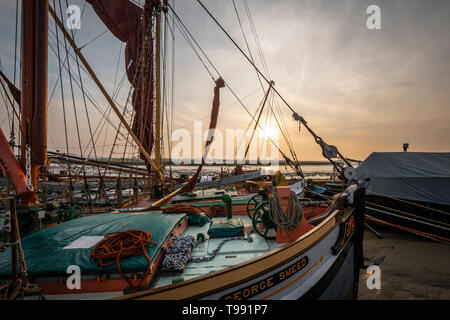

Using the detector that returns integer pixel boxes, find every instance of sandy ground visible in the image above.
[358,224,450,299]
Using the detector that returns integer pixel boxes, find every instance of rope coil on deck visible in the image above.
[162,232,254,272]
[90,229,157,289]
[269,190,303,233]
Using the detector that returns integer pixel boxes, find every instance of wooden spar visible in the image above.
[243,81,273,160]
[154,1,162,177]
[50,174,149,180]
[20,0,48,206]
[151,186,184,207]
[47,151,150,175]
[48,4,164,182]
[48,156,149,176]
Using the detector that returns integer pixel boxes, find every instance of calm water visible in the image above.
[50,163,334,180]
[167,164,334,179]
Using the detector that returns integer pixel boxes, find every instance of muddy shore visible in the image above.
[358,225,450,299]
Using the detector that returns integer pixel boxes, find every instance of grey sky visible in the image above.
[0,0,449,162]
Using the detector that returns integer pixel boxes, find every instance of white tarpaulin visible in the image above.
[357,152,450,206]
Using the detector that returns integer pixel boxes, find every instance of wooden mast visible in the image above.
[48,4,165,182]
[20,0,48,206]
[154,0,163,176]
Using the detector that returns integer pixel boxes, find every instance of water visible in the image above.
[49,163,334,180]
[167,164,334,179]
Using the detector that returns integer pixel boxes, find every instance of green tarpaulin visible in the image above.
[0,211,186,278]
[207,218,244,238]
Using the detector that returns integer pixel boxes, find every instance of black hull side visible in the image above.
[302,186,366,300]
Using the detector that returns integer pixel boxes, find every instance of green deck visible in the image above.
[0,211,186,278]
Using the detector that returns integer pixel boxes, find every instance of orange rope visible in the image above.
[90,229,157,289]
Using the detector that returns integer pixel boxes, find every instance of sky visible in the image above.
[0,0,449,163]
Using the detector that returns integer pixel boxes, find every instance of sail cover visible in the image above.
[86,0,154,167]
[357,152,450,206]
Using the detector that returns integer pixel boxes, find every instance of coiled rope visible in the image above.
[90,229,157,289]
[269,190,303,233]
[162,235,197,272]
[161,233,254,272]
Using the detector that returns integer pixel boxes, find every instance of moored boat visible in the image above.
[357,152,450,243]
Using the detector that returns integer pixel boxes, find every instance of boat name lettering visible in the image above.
[221,256,309,300]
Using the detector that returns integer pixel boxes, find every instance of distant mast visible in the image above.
[20,0,48,205]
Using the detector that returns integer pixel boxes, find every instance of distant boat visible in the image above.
[357,152,450,243]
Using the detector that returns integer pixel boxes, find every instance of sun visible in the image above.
[261,127,278,140]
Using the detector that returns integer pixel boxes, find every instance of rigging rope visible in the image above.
[168,4,289,163]
[52,0,74,199]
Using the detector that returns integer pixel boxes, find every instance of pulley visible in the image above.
[321,143,338,159]
[343,166,357,181]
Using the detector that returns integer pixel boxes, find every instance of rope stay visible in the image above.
[195,0,358,181]
[168,3,297,172]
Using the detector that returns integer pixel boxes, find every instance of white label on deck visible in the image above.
[63,236,105,249]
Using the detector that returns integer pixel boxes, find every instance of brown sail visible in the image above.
[179,77,225,193]
[86,0,155,170]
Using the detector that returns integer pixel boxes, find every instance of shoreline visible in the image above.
[358,225,450,300]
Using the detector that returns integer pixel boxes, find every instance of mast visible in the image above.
[20,0,48,206]
[154,0,163,176]
[48,4,165,182]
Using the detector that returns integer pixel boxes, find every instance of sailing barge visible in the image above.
[0,0,366,300]
[357,152,450,243]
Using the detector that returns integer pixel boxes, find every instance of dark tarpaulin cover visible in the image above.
[357,152,450,206]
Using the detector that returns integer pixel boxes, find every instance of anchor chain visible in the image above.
[25,144,34,191]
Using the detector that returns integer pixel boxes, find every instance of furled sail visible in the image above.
[179,77,225,193]
[0,71,21,105]
[86,0,155,169]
